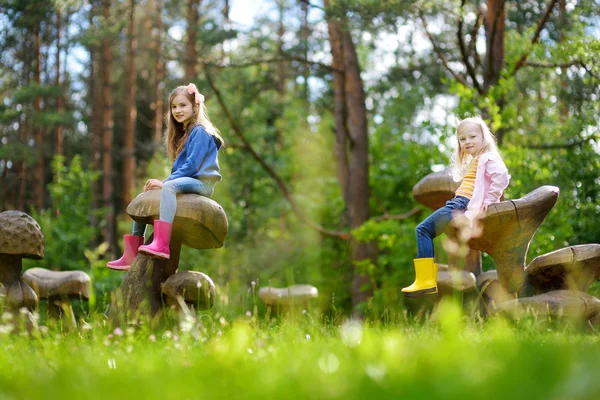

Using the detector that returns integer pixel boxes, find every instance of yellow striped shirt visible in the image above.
[455,157,479,199]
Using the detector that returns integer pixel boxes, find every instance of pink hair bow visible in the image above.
[185,83,204,104]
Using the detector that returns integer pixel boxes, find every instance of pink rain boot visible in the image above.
[107,235,144,271]
[138,220,172,260]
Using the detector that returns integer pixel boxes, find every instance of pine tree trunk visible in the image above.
[558,0,568,122]
[483,0,506,90]
[325,2,377,315]
[55,9,64,157]
[89,1,102,233]
[152,0,165,149]
[276,0,285,151]
[34,28,45,211]
[184,0,201,82]
[123,0,137,208]
[102,0,116,254]
[300,0,310,102]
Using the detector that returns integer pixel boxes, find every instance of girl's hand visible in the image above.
[144,179,163,192]
[481,203,488,213]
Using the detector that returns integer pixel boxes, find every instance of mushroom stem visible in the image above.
[0,254,22,283]
[48,296,77,332]
[110,236,183,326]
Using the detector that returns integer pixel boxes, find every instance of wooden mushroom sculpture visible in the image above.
[450,186,559,293]
[437,268,477,297]
[258,284,318,312]
[476,270,513,315]
[23,267,91,331]
[413,169,482,276]
[111,190,227,323]
[412,168,459,210]
[161,271,215,314]
[496,290,600,324]
[526,244,600,294]
[0,211,41,311]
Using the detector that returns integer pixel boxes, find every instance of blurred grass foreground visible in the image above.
[1,300,599,400]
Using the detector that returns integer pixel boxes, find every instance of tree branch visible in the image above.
[457,0,483,93]
[203,55,339,73]
[524,133,599,149]
[419,11,471,88]
[512,0,560,75]
[522,60,582,68]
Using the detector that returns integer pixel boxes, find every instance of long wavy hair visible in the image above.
[450,116,501,181]
[165,85,224,162]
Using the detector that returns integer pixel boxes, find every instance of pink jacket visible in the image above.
[464,152,510,221]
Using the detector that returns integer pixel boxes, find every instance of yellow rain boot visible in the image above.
[401,258,438,297]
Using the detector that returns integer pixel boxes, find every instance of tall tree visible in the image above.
[123,0,137,208]
[185,0,201,82]
[102,0,116,252]
[55,6,64,157]
[152,0,165,148]
[325,0,377,313]
[33,22,45,210]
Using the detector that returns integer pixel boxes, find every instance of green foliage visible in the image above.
[24,155,104,272]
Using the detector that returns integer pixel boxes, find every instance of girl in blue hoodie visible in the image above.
[108,83,224,270]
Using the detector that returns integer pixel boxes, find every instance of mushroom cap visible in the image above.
[126,191,228,249]
[161,270,215,309]
[496,290,600,320]
[437,270,477,295]
[465,186,559,255]
[0,211,44,259]
[448,185,559,292]
[22,268,91,300]
[258,284,318,306]
[413,168,460,210]
[526,244,600,294]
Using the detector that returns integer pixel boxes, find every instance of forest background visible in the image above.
[0,0,599,318]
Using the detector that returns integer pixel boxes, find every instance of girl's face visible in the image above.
[458,123,485,155]
[171,93,195,125]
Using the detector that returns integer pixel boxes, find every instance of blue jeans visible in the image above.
[132,177,216,236]
[416,195,470,259]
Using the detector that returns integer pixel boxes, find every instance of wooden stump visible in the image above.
[109,191,227,325]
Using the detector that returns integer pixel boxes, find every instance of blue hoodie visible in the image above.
[163,125,222,182]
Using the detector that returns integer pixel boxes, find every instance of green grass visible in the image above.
[0,301,599,400]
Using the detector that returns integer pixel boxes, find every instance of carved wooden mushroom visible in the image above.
[476,270,514,315]
[449,186,559,293]
[437,269,477,296]
[110,190,227,323]
[0,211,41,311]
[496,290,600,322]
[161,270,215,314]
[259,284,318,311]
[23,267,91,330]
[413,168,459,210]
[526,244,600,294]
[413,169,482,276]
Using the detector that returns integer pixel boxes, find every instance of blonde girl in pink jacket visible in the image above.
[402,117,510,297]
